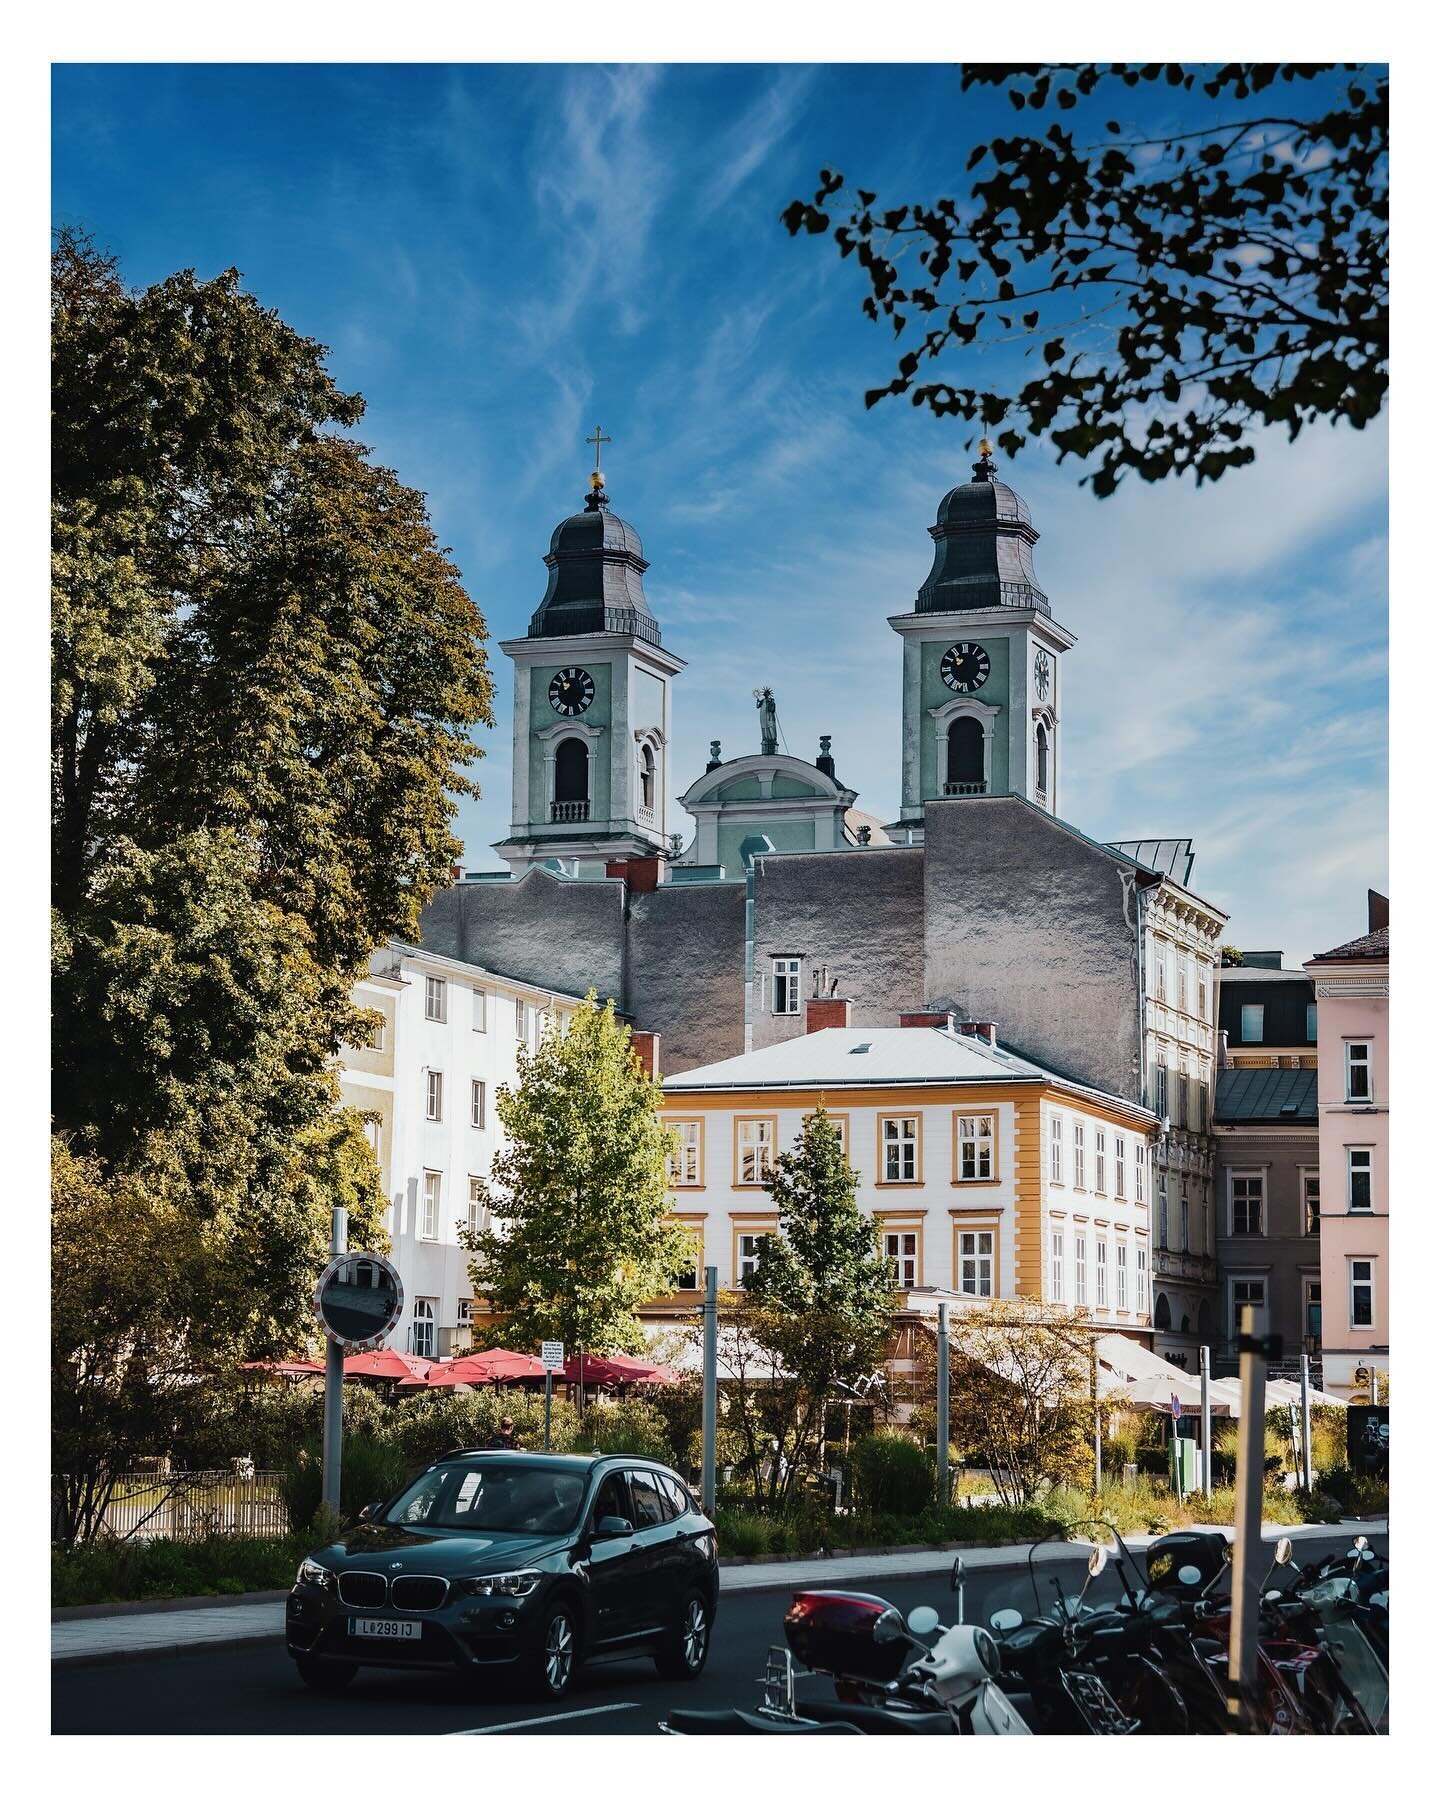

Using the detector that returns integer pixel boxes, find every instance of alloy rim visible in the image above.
[545,1613,574,1690]
[682,1599,708,1668]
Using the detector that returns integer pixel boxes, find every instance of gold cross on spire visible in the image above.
[586,424,612,488]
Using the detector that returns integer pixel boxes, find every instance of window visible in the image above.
[424,975,447,1023]
[884,1230,920,1290]
[1180,1194,1191,1253]
[675,1234,701,1291]
[1134,1140,1146,1206]
[421,1170,441,1240]
[1073,1122,1086,1189]
[472,988,487,1032]
[1177,1070,1191,1132]
[1345,1041,1372,1102]
[467,1178,489,1237]
[954,1114,994,1181]
[426,1069,444,1121]
[1074,1233,1088,1305]
[1305,1278,1323,1343]
[456,1298,472,1327]
[1303,1170,1321,1235]
[946,716,985,790]
[1197,1080,1210,1130]
[1349,1260,1374,1329]
[1050,1228,1066,1303]
[1095,1237,1109,1308]
[410,1298,436,1359]
[638,742,657,817]
[1157,1173,1169,1248]
[1154,1062,1168,1120]
[1347,1148,1373,1212]
[669,1120,702,1186]
[771,957,802,1016]
[514,997,526,1039]
[1154,943,1168,1004]
[957,1229,994,1297]
[1198,966,1209,1018]
[1240,1002,1264,1043]
[1035,720,1049,797]
[1136,1245,1148,1307]
[1115,1137,1125,1198]
[736,1231,772,1285]
[1116,1243,1129,1311]
[1095,1131,1107,1194]
[1305,1002,1317,1044]
[1230,1173,1263,1235]
[882,1116,919,1182]
[627,1470,667,1529]
[470,1079,486,1129]
[1176,953,1190,1016]
[737,1118,775,1185]
[1232,1277,1265,1339]
[1050,1115,1064,1183]
[363,1114,382,1157]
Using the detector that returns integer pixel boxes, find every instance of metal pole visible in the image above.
[1092,1341,1102,1496]
[1227,1303,1267,1730]
[1369,1368,1379,1407]
[544,1370,553,1451]
[322,1206,348,1516]
[936,1303,950,1508]
[1200,1344,1213,1500]
[1299,1354,1312,1493]
[701,1266,718,1514]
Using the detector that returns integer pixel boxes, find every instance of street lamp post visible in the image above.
[322,1206,347,1515]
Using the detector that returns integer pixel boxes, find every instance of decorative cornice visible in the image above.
[1315,979,1388,999]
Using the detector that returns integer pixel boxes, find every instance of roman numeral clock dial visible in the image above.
[940,642,991,694]
[548,667,595,717]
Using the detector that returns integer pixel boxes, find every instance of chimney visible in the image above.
[900,1009,955,1031]
[451,863,464,883]
[1368,888,1389,932]
[958,1019,999,1047]
[806,995,852,1034]
[606,855,663,894]
[630,1030,661,1080]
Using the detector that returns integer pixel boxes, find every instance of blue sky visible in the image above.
[52,63,1388,965]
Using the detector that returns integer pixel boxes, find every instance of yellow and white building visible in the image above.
[660,1009,1157,1334]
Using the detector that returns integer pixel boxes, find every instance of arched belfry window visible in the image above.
[553,737,589,821]
[946,717,985,794]
[1035,720,1050,800]
[639,742,656,818]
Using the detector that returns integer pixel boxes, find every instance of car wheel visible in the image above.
[655,1589,712,1680]
[533,1602,580,1700]
[295,1656,357,1693]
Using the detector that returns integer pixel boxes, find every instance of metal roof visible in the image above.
[528,483,660,643]
[1218,965,1312,984]
[1214,1067,1318,1124]
[1106,838,1196,887]
[916,451,1050,616]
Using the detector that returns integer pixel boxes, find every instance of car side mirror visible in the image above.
[595,1514,634,1539]
[358,1504,376,1523]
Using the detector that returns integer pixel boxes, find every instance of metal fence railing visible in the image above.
[95,1468,288,1541]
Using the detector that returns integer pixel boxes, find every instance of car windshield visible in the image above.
[383,1461,588,1534]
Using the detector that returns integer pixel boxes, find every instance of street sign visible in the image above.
[540,1340,565,1372]
[1171,1392,1182,1422]
[312,1252,404,1352]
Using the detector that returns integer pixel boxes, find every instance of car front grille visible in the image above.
[338,1571,389,1609]
[391,1575,449,1613]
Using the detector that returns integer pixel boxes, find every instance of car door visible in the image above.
[622,1469,672,1639]
[581,1470,640,1647]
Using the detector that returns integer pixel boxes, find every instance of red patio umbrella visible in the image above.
[562,1353,679,1387]
[342,1347,433,1381]
[240,1359,324,1377]
[402,1349,546,1389]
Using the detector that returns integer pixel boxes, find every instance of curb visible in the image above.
[54,1589,290,1623]
[54,1628,289,1674]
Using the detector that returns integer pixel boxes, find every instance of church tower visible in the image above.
[494,440,685,874]
[889,445,1073,833]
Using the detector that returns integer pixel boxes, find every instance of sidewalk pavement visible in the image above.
[52,1519,1386,1671]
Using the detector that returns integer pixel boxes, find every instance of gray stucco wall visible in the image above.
[418,870,627,1005]
[626,882,747,1074]
[751,846,926,1050]
[921,796,1143,1099]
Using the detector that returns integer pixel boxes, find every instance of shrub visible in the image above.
[849,1430,934,1517]
[577,1397,673,1462]
[52,1528,325,1606]
[1315,1467,1389,1516]
[277,1445,324,1534]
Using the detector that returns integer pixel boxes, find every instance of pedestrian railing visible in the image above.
[95,1467,288,1541]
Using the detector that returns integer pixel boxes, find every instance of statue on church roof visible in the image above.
[753,686,779,756]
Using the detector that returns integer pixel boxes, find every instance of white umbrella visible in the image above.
[1115,1373,1240,1417]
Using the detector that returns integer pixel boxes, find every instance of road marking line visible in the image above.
[452,1702,641,1734]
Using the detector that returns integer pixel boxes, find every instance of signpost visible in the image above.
[1199,1344,1213,1499]
[540,1341,564,1450]
[1227,1304,1281,1730]
[1299,1355,1313,1492]
[312,1210,404,1515]
[1171,1390,1183,1500]
[701,1266,718,1515]
[936,1303,950,1508]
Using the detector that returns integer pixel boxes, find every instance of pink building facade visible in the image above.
[1305,896,1388,1396]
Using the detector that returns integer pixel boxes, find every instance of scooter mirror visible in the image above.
[1273,1537,1294,1567]
[871,1608,907,1646]
[1087,1545,1109,1578]
[1176,1563,1202,1586]
[1353,1535,1368,1553]
[990,1608,1023,1632]
[950,1556,964,1592]
[906,1605,940,1637]
[1264,1589,1283,1603]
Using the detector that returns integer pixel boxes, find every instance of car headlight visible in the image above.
[459,1568,544,1599]
[295,1557,333,1591]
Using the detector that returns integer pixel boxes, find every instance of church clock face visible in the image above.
[940,642,991,695]
[548,666,595,717]
[1034,648,1052,700]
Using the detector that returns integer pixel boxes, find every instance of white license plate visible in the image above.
[347,1618,420,1640]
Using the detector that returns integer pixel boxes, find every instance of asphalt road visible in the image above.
[54,1551,1130,1737]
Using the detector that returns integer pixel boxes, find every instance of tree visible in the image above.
[51,232,486,1523]
[463,995,693,1359]
[782,64,1387,494]
[734,1109,896,1507]
[921,1300,1103,1507]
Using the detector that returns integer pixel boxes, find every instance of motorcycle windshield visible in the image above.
[1301,1588,1388,1732]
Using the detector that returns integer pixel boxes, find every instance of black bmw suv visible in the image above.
[286,1451,719,1699]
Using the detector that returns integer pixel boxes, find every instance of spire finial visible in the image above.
[585,425,612,509]
[972,436,997,482]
